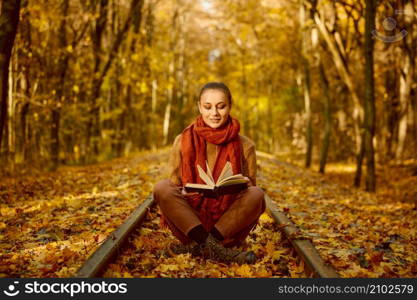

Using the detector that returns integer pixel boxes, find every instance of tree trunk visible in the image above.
[50,0,70,170]
[7,60,15,170]
[87,0,109,159]
[18,0,31,164]
[314,12,363,153]
[301,0,317,168]
[146,1,157,150]
[303,62,313,169]
[163,61,174,146]
[20,102,29,161]
[121,0,144,154]
[0,0,21,157]
[241,53,250,137]
[87,0,143,159]
[354,132,365,187]
[395,0,415,160]
[143,0,154,149]
[50,109,60,169]
[396,50,412,160]
[313,7,366,183]
[151,79,158,150]
[163,6,180,146]
[267,80,274,153]
[176,12,186,138]
[383,45,398,160]
[363,0,376,192]
[163,88,173,146]
[318,58,331,174]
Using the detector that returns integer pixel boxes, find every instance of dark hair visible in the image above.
[197,82,233,106]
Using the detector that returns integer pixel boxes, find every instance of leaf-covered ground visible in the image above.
[102,207,307,278]
[257,156,417,277]
[1,150,415,277]
[0,151,165,277]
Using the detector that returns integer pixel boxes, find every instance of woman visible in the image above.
[153,82,265,265]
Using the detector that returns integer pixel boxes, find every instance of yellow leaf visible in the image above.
[122,271,134,278]
[235,264,252,277]
[259,213,273,222]
[272,249,287,261]
[255,266,271,277]
[390,243,404,253]
[160,264,179,272]
[265,241,275,255]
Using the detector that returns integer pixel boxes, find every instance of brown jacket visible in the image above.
[167,133,258,186]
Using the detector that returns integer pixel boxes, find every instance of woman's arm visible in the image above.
[245,144,257,186]
[241,135,257,186]
[168,134,182,186]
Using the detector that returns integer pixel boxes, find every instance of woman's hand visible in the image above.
[243,176,253,187]
[181,188,201,196]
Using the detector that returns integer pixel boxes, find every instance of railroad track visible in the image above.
[76,192,339,278]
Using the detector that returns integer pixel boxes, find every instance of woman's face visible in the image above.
[198,89,231,129]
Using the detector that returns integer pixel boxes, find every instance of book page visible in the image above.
[205,161,215,185]
[217,173,246,186]
[185,183,215,190]
[197,164,215,186]
[216,161,233,185]
[218,178,247,186]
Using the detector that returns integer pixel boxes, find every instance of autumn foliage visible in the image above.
[1,151,415,278]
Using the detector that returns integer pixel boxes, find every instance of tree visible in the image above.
[50,0,70,170]
[395,0,416,160]
[86,0,144,159]
[300,0,314,169]
[363,0,377,191]
[318,53,331,174]
[0,0,21,157]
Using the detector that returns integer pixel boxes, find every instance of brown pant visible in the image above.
[153,179,266,247]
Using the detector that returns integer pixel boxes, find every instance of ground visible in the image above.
[0,150,415,277]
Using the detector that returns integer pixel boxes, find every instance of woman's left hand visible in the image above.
[181,188,202,196]
[243,176,253,187]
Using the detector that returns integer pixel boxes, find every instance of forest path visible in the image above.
[257,154,416,277]
[0,150,415,277]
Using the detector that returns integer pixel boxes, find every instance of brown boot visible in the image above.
[166,242,202,257]
[202,234,256,265]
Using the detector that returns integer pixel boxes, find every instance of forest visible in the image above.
[0,0,416,278]
[1,0,415,183]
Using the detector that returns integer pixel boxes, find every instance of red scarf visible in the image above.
[160,115,242,232]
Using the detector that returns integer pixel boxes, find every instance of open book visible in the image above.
[184,161,248,197]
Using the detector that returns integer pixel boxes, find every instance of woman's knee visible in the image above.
[153,179,172,203]
[248,186,265,201]
[247,186,266,211]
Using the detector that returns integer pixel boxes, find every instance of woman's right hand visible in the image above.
[243,176,253,187]
[181,188,201,196]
